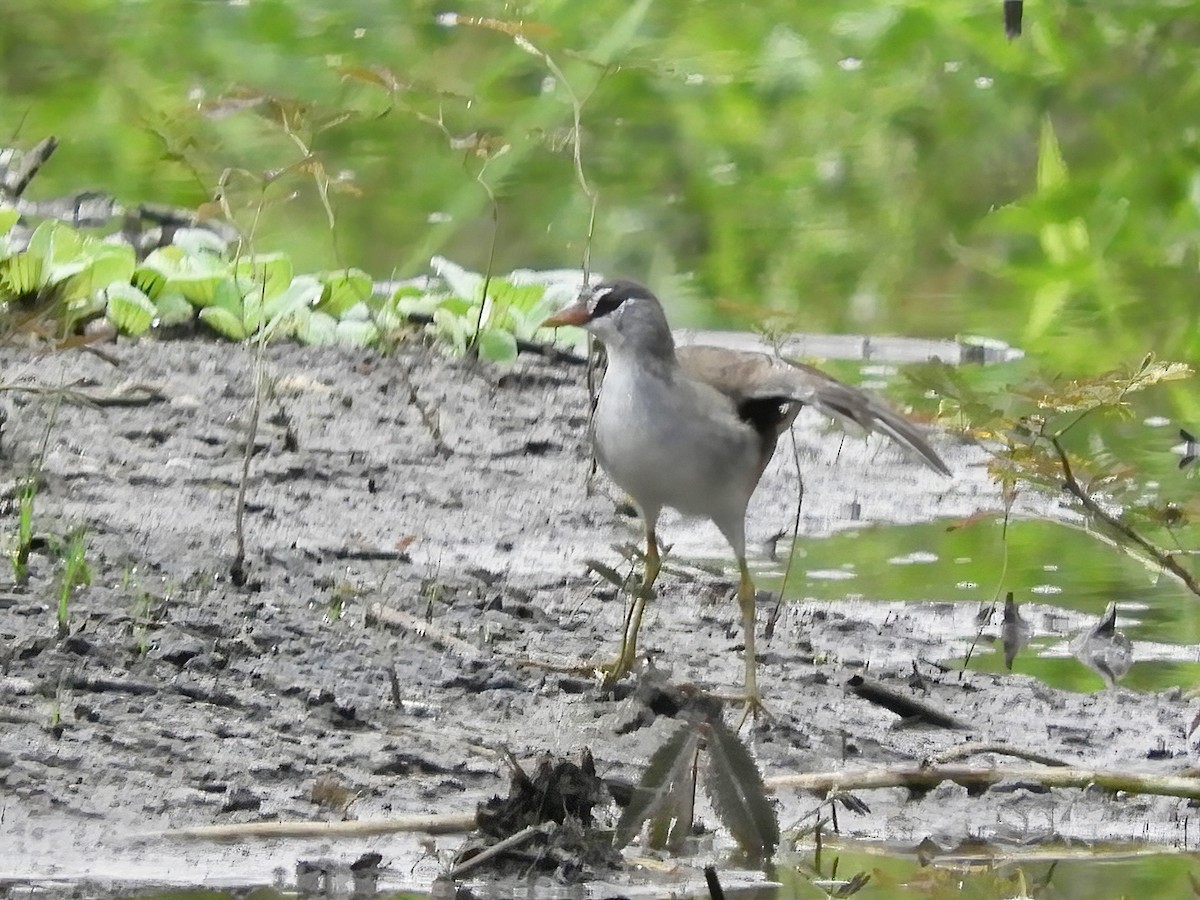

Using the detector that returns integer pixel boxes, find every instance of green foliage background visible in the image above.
[3,0,1198,372]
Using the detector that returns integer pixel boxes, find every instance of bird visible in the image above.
[542,279,951,707]
[1173,428,1198,471]
[1000,591,1033,670]
[1071,601,1133,687]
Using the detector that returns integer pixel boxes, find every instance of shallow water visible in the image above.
[765,517,1200,693]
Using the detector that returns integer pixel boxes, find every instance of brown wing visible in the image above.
[677,345,950,476]
[677,345,799,444]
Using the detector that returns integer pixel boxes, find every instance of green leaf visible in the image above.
[296,309,338,345]
[1039,219,1090,266]
[133,265,167,299]
[0,206,19,237]
[614,722,703,849]
[486,279,549,337]
[701,720,779,862]
[105,282,156,335]
[60,243,136,302]
[475,327,517,363]
[317,267,374,316]
[24,220,54,260]
[141,245,186,276]
[1024,280,1072,343]
[234,252,293,300]
[153,291,194,327]
[168,272,236,307]
[432,304,475,355]
[1033,357,1194,413]
[198,304,248,340]
[432,255,483,302]
[335,318,379,347]
[262,275,323,340]
[1037,116,1068,193]
[391,285,442,318]
[28,220,79,265]
[0,251,43,295]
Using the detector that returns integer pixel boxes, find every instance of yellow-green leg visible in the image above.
[603,527,660,684]
[737,558,763,713]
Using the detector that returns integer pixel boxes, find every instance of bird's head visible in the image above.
[541,279,674,358]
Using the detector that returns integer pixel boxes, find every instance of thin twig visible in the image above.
[513,36,601,283]
[218,177,269,589]
[926,741,1069,768]
[468,149,506,355]
[449,821,556,879]
[1050,435,1200,597]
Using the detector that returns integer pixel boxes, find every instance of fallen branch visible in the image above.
[144,811,478,841]
[766,764,1200,801]
[846,675,969,730]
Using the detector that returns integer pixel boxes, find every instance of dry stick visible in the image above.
[217,148,327,586]
[846,675,969,730]
[153,765,1200,844]
[145,812,479,842]
[766,764,1200,801]
[927,741,1069,768]
[218,174,269,588]
[1050,435,1200,597]
[448,821,556,879]
[230,313,266,587]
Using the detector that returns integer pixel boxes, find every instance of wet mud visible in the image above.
[1,337,1196,896]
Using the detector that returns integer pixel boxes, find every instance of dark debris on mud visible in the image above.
[1,336,1198,894]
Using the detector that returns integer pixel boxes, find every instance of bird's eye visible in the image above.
[591,287,625,318]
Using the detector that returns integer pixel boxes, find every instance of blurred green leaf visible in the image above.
[0,207,19,238]
[234,252,293,300]
[0,252,43,296]
[198,304,247,340]
[297,309,339,345]
[104,282,156,335]
[153,291,194,327]
[475,327,517,363]
[317,267,373,316]
[335,318,379,347]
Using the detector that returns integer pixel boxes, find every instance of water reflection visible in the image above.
[765,516,1200,694]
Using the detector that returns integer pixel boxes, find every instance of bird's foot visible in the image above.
[596,651,638,687]
[738,692,774,727]
[710,689,775,728]
[733,693,777,731]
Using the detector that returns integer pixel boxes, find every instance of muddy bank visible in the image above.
[0,336,1195,895]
